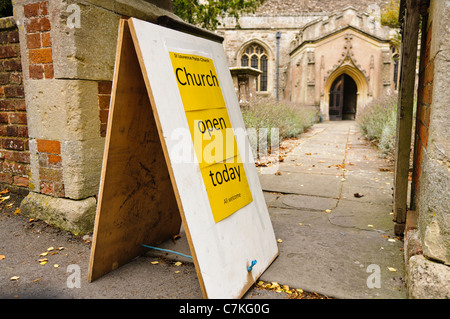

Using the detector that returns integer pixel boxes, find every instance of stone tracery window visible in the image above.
[240,43,268,92]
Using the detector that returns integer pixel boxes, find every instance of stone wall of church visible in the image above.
[218,3,396,119]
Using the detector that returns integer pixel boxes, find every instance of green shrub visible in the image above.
[242,98,316,137]
[357,94,398,157]
[241,98,317,154]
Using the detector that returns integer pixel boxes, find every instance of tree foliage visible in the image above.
[380,0,400,28]
[173,0,265,30]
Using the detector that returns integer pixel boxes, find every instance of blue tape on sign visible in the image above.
[141,244,193,259]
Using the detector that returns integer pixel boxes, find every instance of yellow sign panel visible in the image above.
[169,52,253,223]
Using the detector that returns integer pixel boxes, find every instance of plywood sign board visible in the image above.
[88,18,278,299]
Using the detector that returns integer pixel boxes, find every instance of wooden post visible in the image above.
[393,0,421,235]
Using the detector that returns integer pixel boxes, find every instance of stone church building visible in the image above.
[217,0,398,120]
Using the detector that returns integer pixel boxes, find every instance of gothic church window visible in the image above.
[240,43,268,92]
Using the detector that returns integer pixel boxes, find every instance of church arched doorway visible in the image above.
[329,74,357,120]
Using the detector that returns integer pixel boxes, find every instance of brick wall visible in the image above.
[98,81,112,138]
[0,17,30,192]
[24,0,53,80]
[412,23,433,199]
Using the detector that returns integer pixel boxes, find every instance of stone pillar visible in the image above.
[405,0,450,299]
[13,0,179,235]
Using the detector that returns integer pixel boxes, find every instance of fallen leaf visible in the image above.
[10,276,20,281]
[53,264,59,268]
[6,203,13,208]
[172,234,181,243]
[0,188,9,194]
[14,208,20,215]
[367,225,374,228]
[388,239,396,242]
[174,261,182,266]
[305,153,312,155]
[28,218,35,222]
[151,261,159,265]
[275,171,282,175]
[388,267,397,272]
[47,247,54,251]
[40,261,47,265]
[298,223,303,226]
[277,238,283,243]
[175,271,180,274]
[0,254,5,260]
[0,195,10,202]
[39,252,48,257]
[33,278,41,282]
[325,209,332,213]
[271,282,280,288]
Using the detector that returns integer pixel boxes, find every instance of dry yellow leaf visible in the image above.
[151,261,159,265]
[0,254,5,260]
[14,208,20,215]
[325,209,332,213]
[277,239,283,243]
[10,276,19,281]
[388,267,397,272]
[40,261,47,265]
[368,225,374,228]
[175,271,180,274]
[39,252,48,257]
[53,264,59,268]
[174,261,182,266]
[33,278,41,282]
[47,247,54,251]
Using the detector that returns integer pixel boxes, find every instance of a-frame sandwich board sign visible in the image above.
[88,17,278,299]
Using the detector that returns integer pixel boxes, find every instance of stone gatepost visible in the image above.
[13,0,179,235]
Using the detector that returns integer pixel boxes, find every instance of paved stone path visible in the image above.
[258,121,407,298]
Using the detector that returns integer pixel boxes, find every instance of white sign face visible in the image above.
[129,18,278,299]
